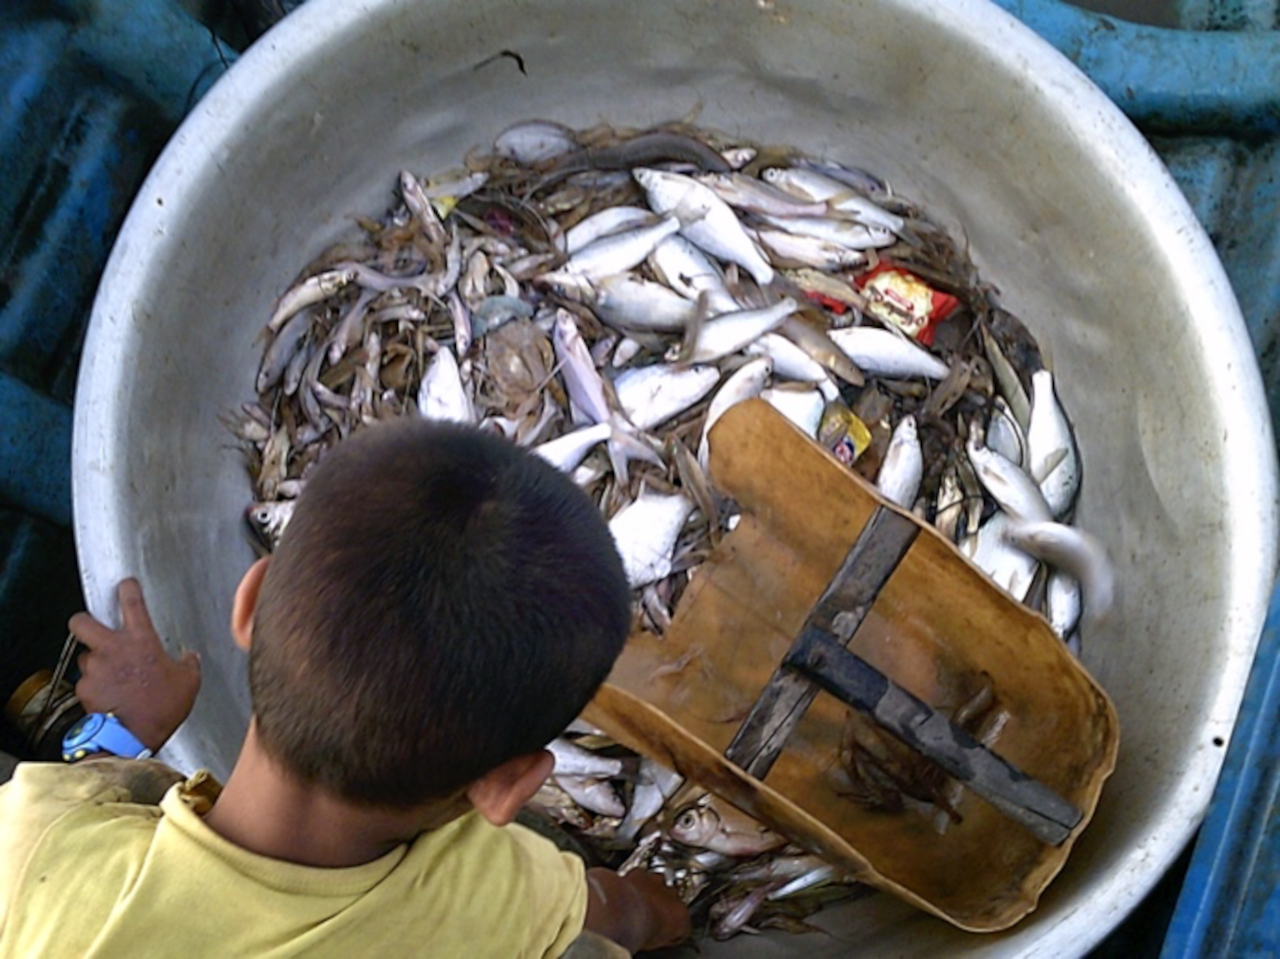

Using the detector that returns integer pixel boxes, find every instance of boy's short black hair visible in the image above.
[248,418,632,807]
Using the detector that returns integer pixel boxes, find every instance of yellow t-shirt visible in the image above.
[0,760,587,958]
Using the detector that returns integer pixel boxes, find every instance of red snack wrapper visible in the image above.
[802,290,852,315]
[855,264,959,345]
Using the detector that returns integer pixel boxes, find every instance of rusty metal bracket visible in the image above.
[723,505,1083,846]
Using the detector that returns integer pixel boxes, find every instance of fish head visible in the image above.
[669,802,718,848]
[552,308,581,349]
[245,501,293,550]
[534,271,596,304]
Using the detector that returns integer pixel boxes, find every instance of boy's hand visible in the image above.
[584,866,691,953]
[69,578,202,754]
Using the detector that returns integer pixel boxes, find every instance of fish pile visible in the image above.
[528,724,868,940]
[231,119,1116,938]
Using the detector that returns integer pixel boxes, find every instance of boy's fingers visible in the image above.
[117,578,155,633]
[68,611,115,649]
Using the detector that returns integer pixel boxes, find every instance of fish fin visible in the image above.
[1032,446,1069,484]
[670,291,713,365]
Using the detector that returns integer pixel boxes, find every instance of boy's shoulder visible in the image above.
[0,759,186,932]
[0,768,590,958]
[0,757,185,846]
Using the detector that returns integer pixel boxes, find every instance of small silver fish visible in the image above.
[563,206,655,254]
[779,318,865,386]
[827,327,949,380]
[246,500,295,550]
[281,336,315,400]
[986,395,1027,468]
[493,118,577,164]
[612,337,644,367]
[1046,568,1083,640]
[564,273,701,333]
[680,297,799,364]
[668,794,787,856]
[754,228,868,270]
[267,267,357,333]
[793,157,889,197]
[608,489,696,588]
[731,854,833,885]
[1026,370,1080,518]
[613,363,721,431]
[399,170,448,247]
[257,308,310,394]
[1003,520,1115,633]
[416,346,476,424]
[710,883,777,941]
[756,212,895,251]
[966,434,1053,523]
[760,386,825,439]
[618,777,667,844]
[762,166,905,234]
[326,290,376,366]
[768,864,840,900]
[534,423,612,472]
[618,756,683,844]
[555,215,681,281]
[783,268,869,314]
[961,511,1039,602]
[744,333,829,385]
[633,167,774,286]
[699,357,773,468]
[877,415,923,508]
[547,737,625,779]
[648,236,739,315]
[553,310,611,423]
[699,172,830,218]
[982,325,1032,431]
[555,774,626,818]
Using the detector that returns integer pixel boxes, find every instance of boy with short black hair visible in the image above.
[0,418,689,956]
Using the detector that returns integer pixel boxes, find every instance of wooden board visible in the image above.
[584,399,1119,932]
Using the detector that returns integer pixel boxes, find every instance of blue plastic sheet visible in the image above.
[1162,588,1280,956]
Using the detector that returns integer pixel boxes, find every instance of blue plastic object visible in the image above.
[0,372,71,527]
[995,0,1280,134]
[990,0,1280,437]
[1162,588,1280,957]
[0,0,236,713]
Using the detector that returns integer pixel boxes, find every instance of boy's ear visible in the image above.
[466,749,554,827]
[231,557,271,651]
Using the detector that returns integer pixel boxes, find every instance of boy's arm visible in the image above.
[69,578,202,755]
[583,867,691,954]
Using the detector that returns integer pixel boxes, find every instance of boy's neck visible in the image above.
[203,720,469,868]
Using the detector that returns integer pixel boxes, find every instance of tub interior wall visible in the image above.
[75,0,1276,954]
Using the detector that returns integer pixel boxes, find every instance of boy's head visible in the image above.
[245,418,631,807]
